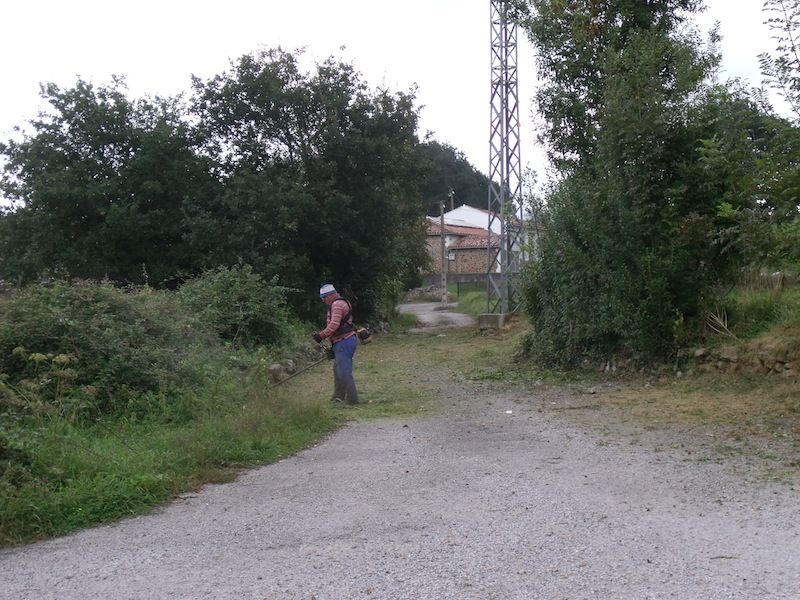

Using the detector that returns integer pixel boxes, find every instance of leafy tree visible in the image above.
[678,84,800,270]
[188,49,428,318]
[0,79,218,285]
[0,49,434,320]
[520,0,729,363]
[416,140,491,215]
[760,0,800,123]
[757,0,800,267]
[523,0,708,171]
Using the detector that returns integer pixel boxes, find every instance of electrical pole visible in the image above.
[486,0,524,320]
[440,198,448,305]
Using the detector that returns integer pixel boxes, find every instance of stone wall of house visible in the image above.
[426,235,492,275]
[451,248,487,273]
[426,237,443,274]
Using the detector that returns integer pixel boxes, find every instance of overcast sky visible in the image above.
[0,0,784,179]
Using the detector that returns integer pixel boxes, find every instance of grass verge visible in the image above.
[5,302,797,547]
[600,373,800,441]
[448,282,487,317]
[0,367,343,547]
[0,327,442,547]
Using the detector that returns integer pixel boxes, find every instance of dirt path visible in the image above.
[1,322,799,599]
[397,302,477,331]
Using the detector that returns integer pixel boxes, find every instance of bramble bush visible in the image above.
[0,280,215,419]
[175,264,293,347]
[0,274,336,546]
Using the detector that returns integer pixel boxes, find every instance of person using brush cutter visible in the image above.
[313,284,359,405]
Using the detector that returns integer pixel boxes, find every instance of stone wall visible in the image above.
[451,248,487,273]
[425,238,488,275]
[691,341,798,381]
[426,237,443,274]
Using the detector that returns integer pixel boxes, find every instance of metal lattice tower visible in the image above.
[487,0,524,315]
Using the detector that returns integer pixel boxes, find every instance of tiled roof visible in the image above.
[427,219,490,237]
[451,235,498,249]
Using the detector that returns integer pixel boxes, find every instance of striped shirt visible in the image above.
[320,296,356,344]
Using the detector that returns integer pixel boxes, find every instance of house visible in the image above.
[437,204,502,234]
[424,204,503,282]
[423,203,529,283]
[426,219,496,277]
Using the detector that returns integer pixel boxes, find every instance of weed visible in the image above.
[0,365,341,546]
[452,289,488,318]
[388,312,420,333]
[722,286,800,339]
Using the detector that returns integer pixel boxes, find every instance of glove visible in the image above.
[312,332,323,344]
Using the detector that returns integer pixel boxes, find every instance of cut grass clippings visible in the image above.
[600,373,800,438]
[586,372,800,482]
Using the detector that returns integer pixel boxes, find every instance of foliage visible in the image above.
[0,48,435,319]
[0,78,219,286]
[521,1,800,365]
[522,0,708,171]
[175,264,293,347]
[416,140,491,215]
[727,286,800,339]
[187,49,429,319]
[1,301,454,546]
[448,282,487,317]
[0,280,214,419]
[0,371,341,546]
[687,84,800,269]
[752,1,800,268]
[0,275,339,545]
[759,0,800,123]
[520,1,726,364]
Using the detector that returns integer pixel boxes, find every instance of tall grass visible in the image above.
[0,368,341,546]
[0,274,343,547]
[448,282,488,317]
[724,285,800,339]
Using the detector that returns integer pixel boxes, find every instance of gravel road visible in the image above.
[397,302,477,330]
[2,317,799,599]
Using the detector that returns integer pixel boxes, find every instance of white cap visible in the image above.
[319,284,336,297]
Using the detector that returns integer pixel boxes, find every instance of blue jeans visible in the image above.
[332,335,359,404]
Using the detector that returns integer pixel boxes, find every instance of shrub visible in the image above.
[175,264,293,347]
[520,172,717,366]
[0,280,212,418]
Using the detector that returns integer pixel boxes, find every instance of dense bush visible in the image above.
[0,280,214,419]
[0,275,339,546]
[517,3,775,365]
[175,264,293,347]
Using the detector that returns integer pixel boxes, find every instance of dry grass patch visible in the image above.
[602,376,799,432]
[591,374,800,478]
